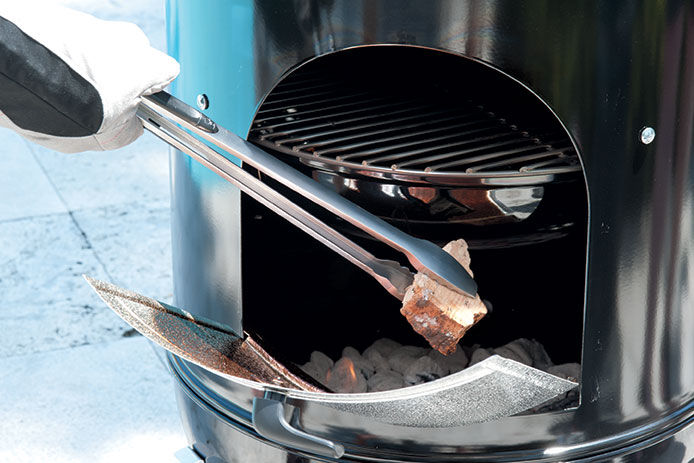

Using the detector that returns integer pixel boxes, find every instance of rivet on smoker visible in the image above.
[640,126,656,145]
[196,93,209,110]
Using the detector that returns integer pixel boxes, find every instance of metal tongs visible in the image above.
[137,91,477,300]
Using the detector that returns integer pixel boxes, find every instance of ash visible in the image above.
[301,338,580,401]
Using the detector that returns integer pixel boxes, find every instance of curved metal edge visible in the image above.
[170,353,694,462]
[253,139,583,186]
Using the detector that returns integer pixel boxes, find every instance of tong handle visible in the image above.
[138,104,413,299]
[146,91,218,133]
[142,91,477,298]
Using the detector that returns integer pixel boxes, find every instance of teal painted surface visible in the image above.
[165,0,248,334]
[167,0,257,170]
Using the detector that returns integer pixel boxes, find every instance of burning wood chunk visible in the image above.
[342,346,375,379]
[400,239,488,355]
[326,357,367,393]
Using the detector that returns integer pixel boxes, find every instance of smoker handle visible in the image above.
[252,397,345,459]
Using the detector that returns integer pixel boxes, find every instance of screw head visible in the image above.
[196,93,209,110]
[640,126,656,145]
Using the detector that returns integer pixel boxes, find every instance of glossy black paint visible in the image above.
[166,0,694,461]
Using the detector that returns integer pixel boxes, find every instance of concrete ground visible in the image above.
[0,1,189,461]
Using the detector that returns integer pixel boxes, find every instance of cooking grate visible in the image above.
[249,70,581,181]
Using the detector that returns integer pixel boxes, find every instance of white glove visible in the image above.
[0,2,179,153]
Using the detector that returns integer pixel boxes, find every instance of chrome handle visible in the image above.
[146,90,218,133]
[138,104,413,300]
[252,396,345,459]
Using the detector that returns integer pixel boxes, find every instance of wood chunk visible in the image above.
[400,239,487,355]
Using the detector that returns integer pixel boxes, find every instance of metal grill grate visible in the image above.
[249,70,581,181]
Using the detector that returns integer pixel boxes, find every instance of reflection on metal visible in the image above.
[488,187,543,221]
[84,276,323,392]
[314,170,548,228]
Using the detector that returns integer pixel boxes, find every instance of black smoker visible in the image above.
[165,1,694,461]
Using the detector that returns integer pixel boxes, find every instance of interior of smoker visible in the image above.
[240,47,588,391]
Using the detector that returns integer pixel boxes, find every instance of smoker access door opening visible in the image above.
[240,46,588,413]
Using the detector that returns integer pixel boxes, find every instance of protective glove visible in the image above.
[0,2,179,153]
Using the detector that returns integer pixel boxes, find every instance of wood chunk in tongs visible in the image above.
[136,91,482,352]
[400,239,488,355]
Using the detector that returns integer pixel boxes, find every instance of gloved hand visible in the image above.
[0,2,179,153]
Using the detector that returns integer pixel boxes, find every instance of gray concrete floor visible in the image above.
[0,1,187,461]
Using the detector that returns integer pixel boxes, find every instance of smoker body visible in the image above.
[166,1,694,461]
